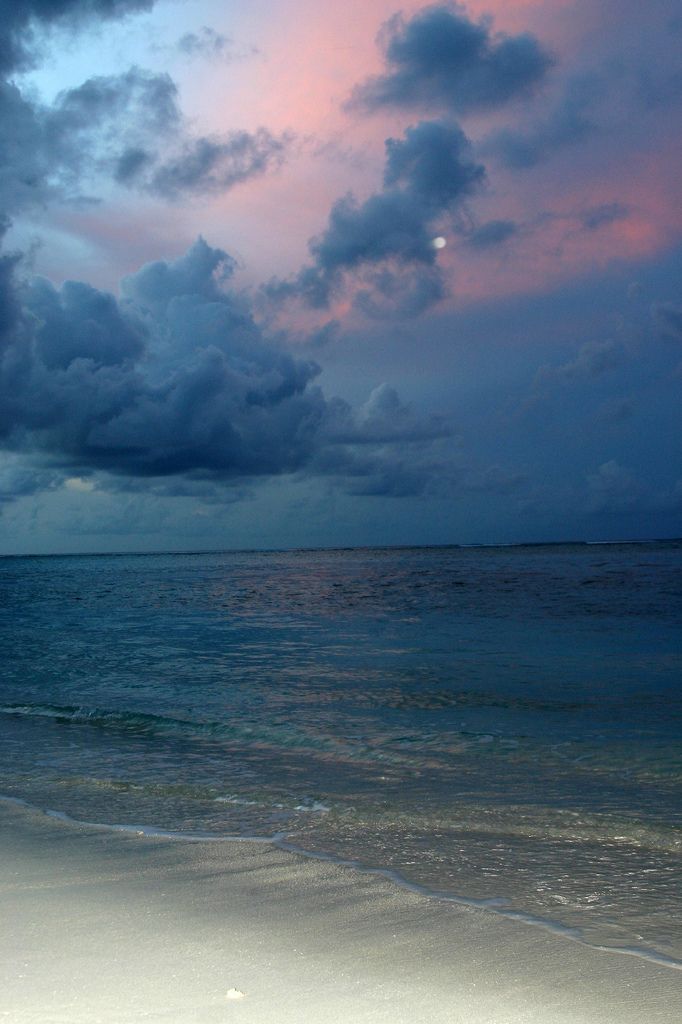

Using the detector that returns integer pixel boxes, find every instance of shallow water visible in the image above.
[1,543,680,961]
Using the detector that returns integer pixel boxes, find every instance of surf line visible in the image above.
[1,792,680,973]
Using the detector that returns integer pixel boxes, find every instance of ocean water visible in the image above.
[1,543,680,965]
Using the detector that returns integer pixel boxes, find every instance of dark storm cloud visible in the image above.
[267,120,484,311]
[119,237,238,314]
[0,240,325,477]
[0,0,155,74]
[348,3,552,116]
[24,276,146,369]
[0,238,449,492]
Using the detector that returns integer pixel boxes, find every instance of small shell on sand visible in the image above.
[226,988,246,1000]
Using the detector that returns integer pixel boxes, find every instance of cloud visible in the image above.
[586,460,641,512]
[303,319,341,350]
[302,384,455,498]
[0,238,450,497]
[485,75,599,169]
[325,383,448,445]
[0,0,156,75]
[0,67,178,215]
[580,202,629,231]
[383,119,484,206]
[308,190,436,286]
[349,3,552,116]
[311,446,451,499]
[353,265,445,320]
[177,27,231,60]
[586,460,682,517]
[0,67,290,217]
[143,129,289,199]
[0,240,22,343]
[267,120,484,311]
[462,464,526,495]
[652,302,682,341]
[343,461,435,498]
[0,454,60,507]
[0,6,288,217]
[57,64,179,135]
[535,339,625,385]
[23,275,146,370]
[463,219,518,248]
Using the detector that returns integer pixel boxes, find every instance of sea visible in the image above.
[1,542,680,966]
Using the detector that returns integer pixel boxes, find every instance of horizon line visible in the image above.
[1,536,681,560]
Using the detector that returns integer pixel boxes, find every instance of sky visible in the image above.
[0,0,680,554]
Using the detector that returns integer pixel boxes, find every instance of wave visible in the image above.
[0,702,222,737]
[0,701,357,758]
[0,700,423,765]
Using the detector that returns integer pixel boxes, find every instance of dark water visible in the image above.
[1,543,680,962]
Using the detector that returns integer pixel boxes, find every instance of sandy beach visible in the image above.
[1,799,679,1024]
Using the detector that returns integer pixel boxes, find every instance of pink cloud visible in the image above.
[41,3,679,315]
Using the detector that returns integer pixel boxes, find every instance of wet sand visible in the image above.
[1,799,680,1023]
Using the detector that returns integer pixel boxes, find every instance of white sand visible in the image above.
[1,800,680,1023]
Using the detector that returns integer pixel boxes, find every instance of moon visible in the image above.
[432,236,447,249]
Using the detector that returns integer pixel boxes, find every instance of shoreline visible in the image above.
[2,799,680,1023]
[4,794,681,974]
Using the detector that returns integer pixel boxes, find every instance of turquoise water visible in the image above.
[1,543,680,962]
